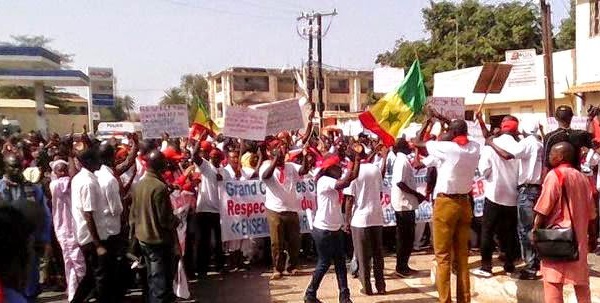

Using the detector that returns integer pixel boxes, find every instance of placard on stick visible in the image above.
[426,97,465,120]
[139,105,189,139]
[222,106,269,141]
[473,63,512,112]
[250,98,305,136]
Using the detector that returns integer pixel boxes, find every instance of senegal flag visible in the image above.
[190,98,220,139]
[359,60,426,146]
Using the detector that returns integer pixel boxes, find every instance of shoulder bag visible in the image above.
[533,168,579,261]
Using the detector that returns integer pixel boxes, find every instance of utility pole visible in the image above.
[541,0,556,116]
[307,17,314,112]
[297,9,337,126]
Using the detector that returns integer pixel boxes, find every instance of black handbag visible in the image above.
[533,169,579,261]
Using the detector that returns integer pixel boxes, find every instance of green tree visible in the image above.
[376,0,543,94]
[98,95,134,122]
[555,0,576,51]
[160,87,187,105]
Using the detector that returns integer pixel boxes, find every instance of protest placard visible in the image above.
[250,98,305,136]
[219,177,316,242]
[139,105,189,138]
[222,106,268,141]
[427,97,465,120]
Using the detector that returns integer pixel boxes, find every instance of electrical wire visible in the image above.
[232,0,299,14]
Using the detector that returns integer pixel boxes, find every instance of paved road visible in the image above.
[38,251,600,303]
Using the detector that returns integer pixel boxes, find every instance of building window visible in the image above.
[360,79,374,94]
[592,0,600,37]
[233,76,269,92]
[216,78,223,92]
[79,106,87,115]
[216,103,223,118]
[277,77,296,93]
[328,103,350,112]
[329,78,350,94]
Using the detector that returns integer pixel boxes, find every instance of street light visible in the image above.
[448,19,459,69]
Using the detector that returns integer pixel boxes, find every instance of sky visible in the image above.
[0,0,569,106]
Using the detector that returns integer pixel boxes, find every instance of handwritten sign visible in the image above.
[427,97,465,120]
[222,106,268,141]
[139,105,189,139]
[250,98,305,136]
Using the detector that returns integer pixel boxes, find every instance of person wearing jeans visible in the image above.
[130,151,178,303]
[304,153,359,303]
[486,121,543,280]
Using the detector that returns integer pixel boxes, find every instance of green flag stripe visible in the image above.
[397,60,426,114]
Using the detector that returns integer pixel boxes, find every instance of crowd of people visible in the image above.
[0,104,598,303]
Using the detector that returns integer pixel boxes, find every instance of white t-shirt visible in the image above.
[71,167,109,246]
[347,163,384,227]
[222,165,253,181]
[513,135,544,185]
[259,160,302,212]
[313,176,344,231]
[478,134,520,206]
[195,160,221,213]
[425,140,480,195]
[391,153,419,211]
[94,165,124,237]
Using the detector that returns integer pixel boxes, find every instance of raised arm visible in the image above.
[115,134,139,176]
[335,156,360,190]
[475,111,491,138]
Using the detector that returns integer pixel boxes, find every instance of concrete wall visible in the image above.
[576,0,600,84]
[464,98,573,124]
[0,107,59,132]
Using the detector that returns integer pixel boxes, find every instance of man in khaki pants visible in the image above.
[416,119,480,303]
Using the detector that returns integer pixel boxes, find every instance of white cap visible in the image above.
[520,119,539,135]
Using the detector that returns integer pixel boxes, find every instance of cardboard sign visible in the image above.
[374,67,405,93]
[139,105,189,139]
[427,97,465,120]
[250,98,305,136]
[473,63,513,94]
[222,106,269,141]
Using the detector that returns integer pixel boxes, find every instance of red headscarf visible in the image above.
[501,120,519,133]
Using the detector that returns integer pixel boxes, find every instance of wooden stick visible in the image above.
[477,65,501,113]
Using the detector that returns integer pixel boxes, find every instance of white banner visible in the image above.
[219,165,486,241]
[374,67,405,93]
[250,98,305,136]
[222,106,269,141]
[546,116,588,132]
[139,104,189,139]
[427,97,465,120]
[219,177,316,242]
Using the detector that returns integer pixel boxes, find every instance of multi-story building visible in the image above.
[566,0,600,108]
[206,67,373,124]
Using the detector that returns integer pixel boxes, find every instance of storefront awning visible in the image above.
[564,82,600,94]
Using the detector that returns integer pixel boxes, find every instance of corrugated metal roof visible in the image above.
[0,99,59,109]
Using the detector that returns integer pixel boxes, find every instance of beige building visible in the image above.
[0,98,88,134]
[206,67,373,123]
[565,0,600,109]
[433,50,575,127]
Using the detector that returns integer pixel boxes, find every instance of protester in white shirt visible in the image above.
[193,144,225,276]
[259,139,310,280]
[416,118,480,303]
[305,153,360,303]
[70,148,113,303]
[391,138,426,278]
[484,120,544,280]
[344,147,385,296]
[221,149,253,270]
[472,116,521,278]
